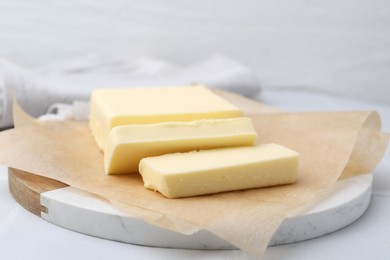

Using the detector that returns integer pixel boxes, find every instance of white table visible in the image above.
[1,89,389,259]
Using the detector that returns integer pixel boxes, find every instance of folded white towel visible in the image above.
[0,55,261,127]
[0,60,84,128]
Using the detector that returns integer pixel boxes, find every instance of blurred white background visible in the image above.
[0,0,389,103]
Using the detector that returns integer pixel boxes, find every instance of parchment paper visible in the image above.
[0,91,388,258]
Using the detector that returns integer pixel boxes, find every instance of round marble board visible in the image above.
[7,90,373,249]
[8,168,372,249]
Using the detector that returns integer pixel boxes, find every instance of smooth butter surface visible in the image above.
[139,144,299,198]
[89,85,243,150]
[104,117,257,174]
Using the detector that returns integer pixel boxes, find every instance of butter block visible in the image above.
[104,117,257,174]
[139,144,299,198]
[90,85,243,150]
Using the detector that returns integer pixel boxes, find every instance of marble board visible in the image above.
[8,168,372,249]
[6,90,374,249]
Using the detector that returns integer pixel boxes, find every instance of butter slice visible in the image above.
[139,144,299,198]
[104,117,257,174]
[90,85,243,150]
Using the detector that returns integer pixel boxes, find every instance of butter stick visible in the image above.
[104,118,257,174]
[139,144,299,198]
[90,85,243,150]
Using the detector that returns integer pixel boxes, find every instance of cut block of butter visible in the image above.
[139,144,299,198]
[90,85,243,150]
[104,117,257,174]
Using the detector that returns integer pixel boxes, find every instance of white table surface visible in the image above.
[1,89,389,260]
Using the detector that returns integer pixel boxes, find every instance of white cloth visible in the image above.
[0,55,261,126]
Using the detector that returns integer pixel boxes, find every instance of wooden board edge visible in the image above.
[8,168,68,216]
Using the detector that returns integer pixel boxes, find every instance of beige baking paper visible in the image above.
[0,91,388,258]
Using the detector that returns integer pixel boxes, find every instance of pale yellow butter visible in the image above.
[104,117,257,174]
[139,144,299,198]
[89,85,243,150]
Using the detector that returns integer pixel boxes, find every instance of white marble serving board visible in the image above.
[39,173,372,249]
